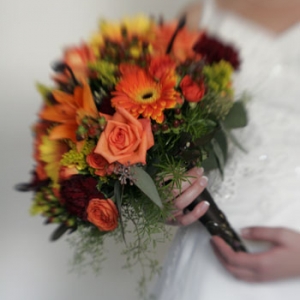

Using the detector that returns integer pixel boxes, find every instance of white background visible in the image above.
[0,0,190,299]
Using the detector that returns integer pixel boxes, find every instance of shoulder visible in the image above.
[178,1,203,30]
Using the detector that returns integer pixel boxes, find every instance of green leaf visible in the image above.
[201,150,218,171]
[36,82,52,104]
[221,124,247,153]
[214,129,228,162]
[211,138,225,178]
[50,223,69,241]
[114,181,126,244]
[223,101,248,129]
[131,166,163,209]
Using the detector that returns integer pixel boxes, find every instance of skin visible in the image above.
[211,227,300,282]
[215,0,300,35]
[182,0,300,34]
[168,167,210,226]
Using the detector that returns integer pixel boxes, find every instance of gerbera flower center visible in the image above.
[137,88,159,103]
[142,92,154,100]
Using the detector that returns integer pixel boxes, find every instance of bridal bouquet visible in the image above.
[18,14,247,288]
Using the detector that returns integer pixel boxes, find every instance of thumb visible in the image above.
[241,227,292,245]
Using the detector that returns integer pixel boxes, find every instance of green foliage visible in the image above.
[200,93,234,121]
[222,100,248,129]
[88,61,118,88]
[131,165,163,209]
[183,102,217,140]
[119,189,173,299]
[36,82,53,105]
[68,224,107,274]
[61,149,87,170]
[31,187,77,227]
[203,60,234,96]
[60,140,95,170]
[114,180,126,243]
[68,188,173,298]
[154,155,191,197]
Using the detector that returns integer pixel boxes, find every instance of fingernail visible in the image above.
[196,167,204,175]
[199,176,208,187]
[200,201,210,212]
[196,200,210,215]
[203,200,210,207]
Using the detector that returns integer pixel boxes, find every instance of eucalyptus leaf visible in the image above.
[114,181,126,244]
[131,166,163,209]
[211,138,225,178]
[214,129,228,162]
[50,223,69,241]
[201,150,218,171]
[221,124,247,153]
[223,101,248,129]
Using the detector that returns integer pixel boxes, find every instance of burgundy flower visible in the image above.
[60,175,104,220]
[193,33,240,70]
[97,95,115,115]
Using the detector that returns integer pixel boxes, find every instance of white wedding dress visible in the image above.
[153,0,300,299]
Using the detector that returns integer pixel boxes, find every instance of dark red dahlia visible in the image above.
[193,33,240,70]
[60,175,104,220]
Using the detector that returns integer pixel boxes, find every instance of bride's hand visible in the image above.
[166,167,210,226]
[211,227,300,282]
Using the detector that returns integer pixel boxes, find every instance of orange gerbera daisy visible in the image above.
[111,65,178,123]
[39,81,98,147]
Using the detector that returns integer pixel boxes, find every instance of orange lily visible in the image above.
[52,43,96,84]
[153,21,202,62]
[39,81,98,149]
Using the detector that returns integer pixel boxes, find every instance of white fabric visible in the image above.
[153,0,300,299]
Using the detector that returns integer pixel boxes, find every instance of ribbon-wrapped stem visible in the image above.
[186,188,247,252]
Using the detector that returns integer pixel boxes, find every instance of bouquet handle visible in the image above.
[186,189,247,252]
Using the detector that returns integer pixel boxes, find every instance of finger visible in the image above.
[211,240,257,282]
[176,201,210,226]
[241,227,295,246]
[165,216,181,226]
[171,167,204,198]
[211,236,259,270]
[174,175,208,210]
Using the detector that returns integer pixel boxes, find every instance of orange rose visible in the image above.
[180,75,205,103]
[87,198,119,231]
[94,107,154,165]
[86,149,114,176]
